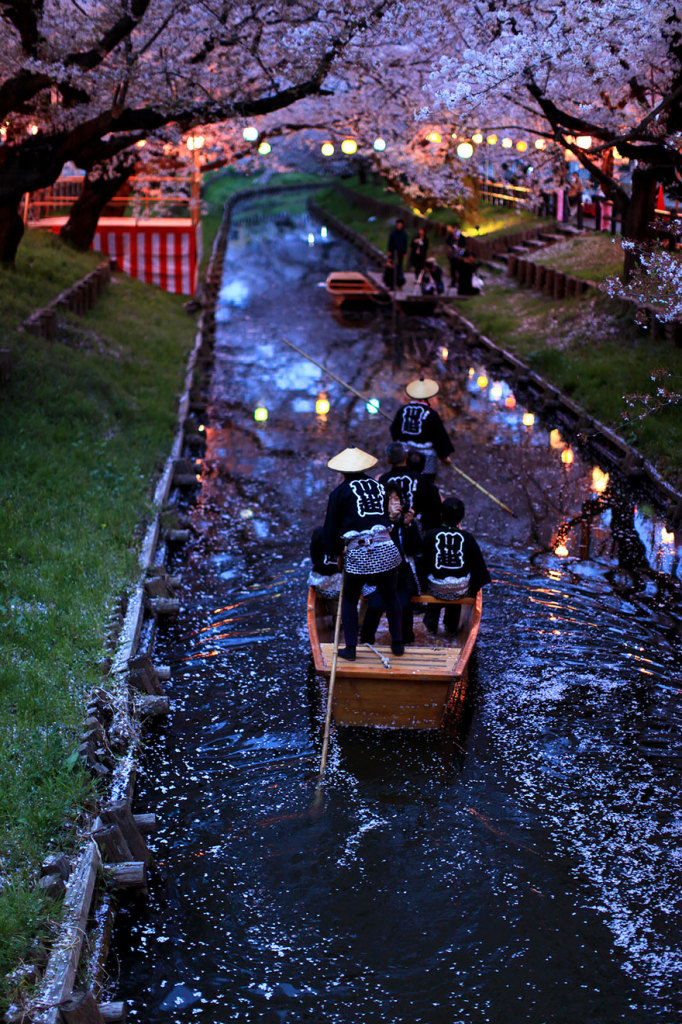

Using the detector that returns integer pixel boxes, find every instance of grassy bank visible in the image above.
[461,275,682,488]
[0,230,195,995]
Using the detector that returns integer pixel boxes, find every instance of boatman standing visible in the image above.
[322,447,404,661]
[390,377,454,477]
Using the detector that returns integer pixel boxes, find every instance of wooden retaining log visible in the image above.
[543,267,555,296]
[138,694,171,720]
[99,1004,127,1023]
[133,812,158,834]
[104,862,148,894]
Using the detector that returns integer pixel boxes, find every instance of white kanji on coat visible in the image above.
[349,479,385,517]
[434,530,465,572]
[400,404,430,437]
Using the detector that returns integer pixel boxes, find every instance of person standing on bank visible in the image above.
[387,218,408,289]
[409,227,429,277]
[418,496,491,635]
[322,447,404,661]
[390,377,454,477]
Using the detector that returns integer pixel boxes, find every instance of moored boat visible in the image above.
[325,271,380,304]
[307,587,483,730]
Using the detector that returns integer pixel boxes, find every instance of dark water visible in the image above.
[109,200,682,1022]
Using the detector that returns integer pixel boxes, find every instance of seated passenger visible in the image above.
[417,497,491,635]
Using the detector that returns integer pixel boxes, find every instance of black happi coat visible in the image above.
[322,473,390,558]
[390,400,455,460]
[418,525,491,594]
[378,469,442,533]
[310,527,340,576]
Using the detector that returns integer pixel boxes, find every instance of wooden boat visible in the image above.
[325,271,380,305]
[307,588,482,730]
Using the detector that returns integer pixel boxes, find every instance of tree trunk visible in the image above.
[60,156,135,251]
[0,201,25,265]
[621,165,659,283]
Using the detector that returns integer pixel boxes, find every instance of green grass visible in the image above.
[462,279,682,487]
[0,230,195,997]
[533,232,624,282]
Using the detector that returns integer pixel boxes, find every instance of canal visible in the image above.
[109,195,682,1023]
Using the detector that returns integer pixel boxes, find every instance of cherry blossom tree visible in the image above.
[0,0,396,262]
[424,0,682,280]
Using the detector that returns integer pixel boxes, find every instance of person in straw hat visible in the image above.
[322,446,404,660]
[390,377,454,477]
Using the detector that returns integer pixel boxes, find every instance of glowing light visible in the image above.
[440,347,449,361]
[561,448,574,465]
[242,126,259,141]
[661,527,675,544]
[426,131,442,144]
[549,428,563,449]
[198,424,205,433]
[341,138,357,155]
[522,412,535,426]
[412,207,422,216]
[516,140,528,152]
[505,395,516,409]
[187,134,204,152]
[373,137,386,151]
[477,374,488,389]
[472,132,484,145]
[254,406,268,422]
[366,398,381,415]
[258,141,271,155]
[534,138,547,150]
[591,466,609,492]
[490,383,503,401]
[468,367,476,377]
[321,142,335,157]
[457,142,474,159]
[555,544,569,558]
[486,134,498,146]
[240,508,254,519]
[29,124,39,135]
[316,394,330,416]
[136,139,147,148]
[307,232,315,246]
[576,135,592,150]
[321,226,328,238]
[501,137,513,149]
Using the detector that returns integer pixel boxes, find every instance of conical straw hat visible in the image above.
[406,377,439,399]
[327,446,377,472]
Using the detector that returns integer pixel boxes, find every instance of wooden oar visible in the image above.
[316,566,346,790]
[279,336,516,518]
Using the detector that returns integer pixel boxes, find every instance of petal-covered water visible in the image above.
[110,199,682,1022]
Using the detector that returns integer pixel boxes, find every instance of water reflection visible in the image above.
[109,199,682,1023]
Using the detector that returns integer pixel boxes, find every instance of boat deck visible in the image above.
[319,642,462,680]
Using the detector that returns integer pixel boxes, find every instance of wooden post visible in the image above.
[60,990,106,1024]
[100,801,151,865]
[98,1004,127,1024]
[92,824,133,864]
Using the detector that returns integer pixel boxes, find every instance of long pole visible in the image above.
[279,336,516,518]
[317,567,345,787]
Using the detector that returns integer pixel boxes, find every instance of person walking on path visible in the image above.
[390,377,455,477]
[322,447,404,661]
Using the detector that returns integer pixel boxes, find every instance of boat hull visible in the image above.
[307,587,482,730]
